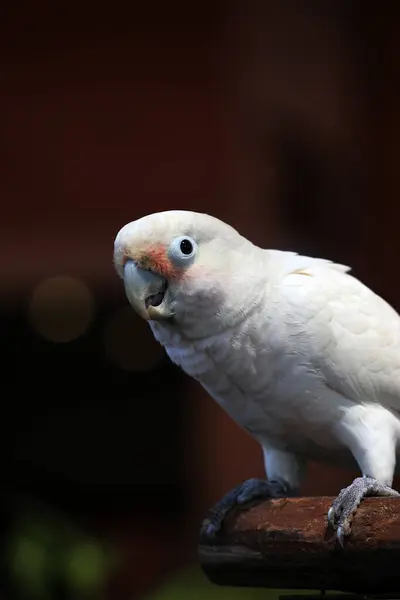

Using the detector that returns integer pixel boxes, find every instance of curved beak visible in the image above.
[123,260,170,321]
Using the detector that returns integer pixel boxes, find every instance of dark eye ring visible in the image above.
[180,238,193,255]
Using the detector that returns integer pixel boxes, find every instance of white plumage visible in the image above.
[114,210,400,541]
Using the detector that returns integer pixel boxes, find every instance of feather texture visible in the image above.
[115,210,400,490]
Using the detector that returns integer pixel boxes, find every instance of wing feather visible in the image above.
[280,255,400,413]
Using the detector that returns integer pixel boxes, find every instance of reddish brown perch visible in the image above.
[199,497,400,595]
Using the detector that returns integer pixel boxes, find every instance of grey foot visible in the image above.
[327,475,400,546]
[201,477,288,538]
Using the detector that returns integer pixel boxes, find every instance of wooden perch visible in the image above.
[199,496,400,595]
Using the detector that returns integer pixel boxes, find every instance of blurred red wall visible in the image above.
[2,2,400,598]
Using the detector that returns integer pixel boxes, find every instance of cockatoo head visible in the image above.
[113,210,257,338]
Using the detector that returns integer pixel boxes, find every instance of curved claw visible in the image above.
[205,522,218,538]
[337,525,345,547]
[327,506,336,528]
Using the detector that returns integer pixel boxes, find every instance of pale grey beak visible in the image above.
[123,260,170,321]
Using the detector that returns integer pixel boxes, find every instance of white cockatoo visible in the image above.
[113,210,400,545]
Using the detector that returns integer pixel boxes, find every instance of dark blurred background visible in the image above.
[1,1,399,599]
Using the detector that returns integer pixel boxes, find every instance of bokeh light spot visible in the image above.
[103,305,164,372]
[29,276,94,343]
[65,542,109,594]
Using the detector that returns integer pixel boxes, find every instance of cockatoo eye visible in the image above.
[168,235,197,264]
[180,238,193,255]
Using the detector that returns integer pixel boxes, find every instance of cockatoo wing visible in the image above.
[279,252,400,413]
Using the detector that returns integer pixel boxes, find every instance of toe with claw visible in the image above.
[201,477,288,539]
[327,475,400,546]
